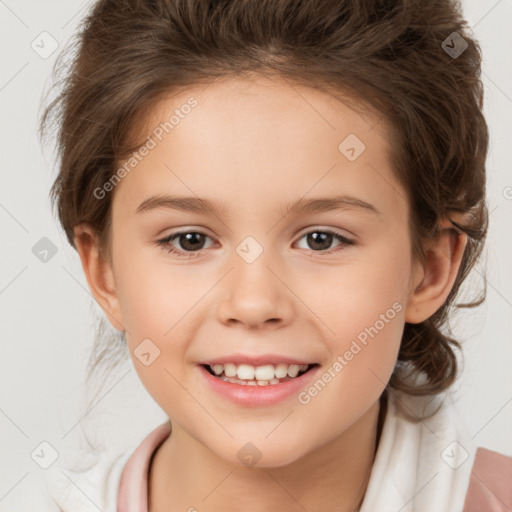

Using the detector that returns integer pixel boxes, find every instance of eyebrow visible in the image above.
[135,194,381,217]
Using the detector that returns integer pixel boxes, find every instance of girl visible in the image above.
[36,0,511,511]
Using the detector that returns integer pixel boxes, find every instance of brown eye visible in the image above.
[173,232,207,251]
[157,230,214,256]
[295,229,354,253]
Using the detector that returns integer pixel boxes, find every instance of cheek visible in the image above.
[113,243,200,336]
[305,239,410,382]
[115,255,197,411]
[305,240,410,331]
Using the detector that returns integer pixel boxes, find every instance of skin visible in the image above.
[74,75,467,511]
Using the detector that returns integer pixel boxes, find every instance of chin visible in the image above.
[214,438,309,470]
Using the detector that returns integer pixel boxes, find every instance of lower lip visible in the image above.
[197,364,320,407]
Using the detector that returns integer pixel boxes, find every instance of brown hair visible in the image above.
[39,0,488,401]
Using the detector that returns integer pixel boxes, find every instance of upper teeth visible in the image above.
[209,363,309,380]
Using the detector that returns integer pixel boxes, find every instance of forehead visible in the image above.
[114,75,406,219]
[141,74,387,146]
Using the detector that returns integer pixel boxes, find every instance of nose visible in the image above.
[216,252,295,329]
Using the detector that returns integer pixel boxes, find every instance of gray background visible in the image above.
[1,0,511,508]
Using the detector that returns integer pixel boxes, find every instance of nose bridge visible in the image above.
[216,234,293,328]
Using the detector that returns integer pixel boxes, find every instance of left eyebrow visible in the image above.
[135,194,381,217]
[280,195,381,217]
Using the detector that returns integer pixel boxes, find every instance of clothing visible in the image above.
[463,446,512,509]
[116,386,512,512]
[19,385,511,511]
[117,421,170,511]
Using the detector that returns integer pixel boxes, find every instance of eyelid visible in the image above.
[156,225,355,258]
[295,224,355,240]
[293,227,355,253]
[157,226,354,244]
[157,229,215,248]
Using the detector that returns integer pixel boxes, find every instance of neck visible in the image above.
[149,392,388,512]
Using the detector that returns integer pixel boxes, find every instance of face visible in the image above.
[104,75,419,467]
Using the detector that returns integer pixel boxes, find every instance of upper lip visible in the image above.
[199,354,316,367]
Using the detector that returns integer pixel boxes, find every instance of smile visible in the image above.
[203,362,315,386]
[198,362,320,407]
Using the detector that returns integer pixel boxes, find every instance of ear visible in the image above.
[73,224,126,332]
[405,215,468,324]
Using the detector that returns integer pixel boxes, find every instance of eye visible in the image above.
[156,227,355,258]
[294,228,355,254]
[156,230,215,257]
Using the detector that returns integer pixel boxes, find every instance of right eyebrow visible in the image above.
[136,195,230,217]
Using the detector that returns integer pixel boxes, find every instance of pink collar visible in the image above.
[117,422,171,512]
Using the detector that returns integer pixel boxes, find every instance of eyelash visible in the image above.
[156,228,355,257]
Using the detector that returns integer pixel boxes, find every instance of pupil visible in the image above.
[308,232,332,251]
[181,233,204,251]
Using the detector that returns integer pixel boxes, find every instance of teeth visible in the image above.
[287,364,300,378]
[237,364,255,380]
[212,364,224,376]
[224,363,237,378]
[208,362,310,385]
[275,363,289,379]
[254,364,274,381]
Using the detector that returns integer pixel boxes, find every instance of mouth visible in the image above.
[200,362,319,386]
